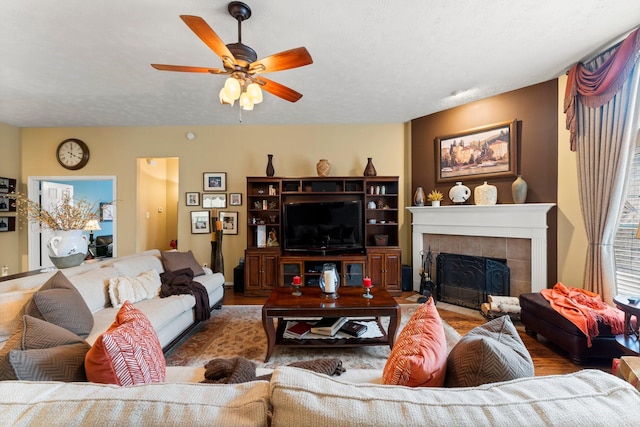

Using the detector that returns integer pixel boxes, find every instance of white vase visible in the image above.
[47,230,88,268]
[449,182,471,204]
[474,181,497,205]
[431,200,441,207]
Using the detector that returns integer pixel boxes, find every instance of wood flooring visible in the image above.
[223,288,612,376]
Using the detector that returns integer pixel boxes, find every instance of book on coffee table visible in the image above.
[285,321,313,338]
[310,317,348,336]
[340,320,368,337]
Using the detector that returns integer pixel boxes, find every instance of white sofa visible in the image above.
[0,249,225,351]
[1,366,639,426]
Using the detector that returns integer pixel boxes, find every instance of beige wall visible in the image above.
[556,74,588,287]
[5,80,589,287]
[17,124,406,279]
[0,122,20,274]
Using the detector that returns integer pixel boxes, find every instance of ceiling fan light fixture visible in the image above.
[240,92,254,110]
[219,87,235,105]
[224,77,242,100]
[247,82,263,104]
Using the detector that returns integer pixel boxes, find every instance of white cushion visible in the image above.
[269,367,640,427]
[108,270,161,308]
[68,267,119,313]
[0,380,270,427]
[0,289,37,343]
[112,254,164,278]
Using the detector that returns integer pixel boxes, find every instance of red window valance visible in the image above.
[564,28,640,151]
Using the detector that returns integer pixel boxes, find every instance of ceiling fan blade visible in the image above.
[256,77,303,103]
[249,47,313,74]
[180,15,236,66]
[151,64,228,74]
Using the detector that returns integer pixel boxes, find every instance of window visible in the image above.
[614,134,640,296]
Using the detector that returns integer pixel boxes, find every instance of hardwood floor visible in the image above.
[223,288,612,376]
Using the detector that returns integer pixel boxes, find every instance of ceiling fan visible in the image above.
[151,1,313,108]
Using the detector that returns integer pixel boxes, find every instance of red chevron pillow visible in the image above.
[382,297,447,387]
[85,301,165,386]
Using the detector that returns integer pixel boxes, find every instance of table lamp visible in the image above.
[84,219,101,245]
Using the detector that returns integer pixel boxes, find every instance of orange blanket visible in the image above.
[540,283,624,347]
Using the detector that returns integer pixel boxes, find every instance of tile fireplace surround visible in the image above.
[407,204,555,296]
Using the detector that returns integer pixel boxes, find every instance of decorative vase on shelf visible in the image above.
[449,182,471,204]
[363,158,377,176]
[512,175,528,204]
[413,186,426,206]
[266,154,275,177]
[47,230,88,269]
[316,159,331,177]
[474,181,497,205]
[431,200,441,207]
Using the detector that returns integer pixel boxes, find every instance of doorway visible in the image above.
[136,158,178,253]
[27,176,116,270]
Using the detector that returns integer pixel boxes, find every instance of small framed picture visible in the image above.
[0,216,16,232]
[186,192,200,206]
[0,196,12,212]
[202,193,227,208]
[0,177,16,194]
[203,172,227,192]
[190,210,210,234]
[229,193,242,206]
[219,211,238,235]
[100,203,114,222]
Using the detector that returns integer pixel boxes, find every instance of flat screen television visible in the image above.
[283,199,363,253]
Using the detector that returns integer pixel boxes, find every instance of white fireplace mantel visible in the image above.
[407,203,555,293]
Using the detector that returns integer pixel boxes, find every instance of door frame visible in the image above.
[27,175,117,270]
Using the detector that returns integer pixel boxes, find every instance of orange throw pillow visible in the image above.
[382,297,447,387]
[85,301,165,386]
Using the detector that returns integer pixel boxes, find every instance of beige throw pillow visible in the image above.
[108,269,161,308]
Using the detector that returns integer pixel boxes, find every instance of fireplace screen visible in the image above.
[436,253,510,309]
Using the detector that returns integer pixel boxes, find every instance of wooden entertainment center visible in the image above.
[244,176,401,296]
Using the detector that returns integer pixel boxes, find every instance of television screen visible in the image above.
[283,200,363,252]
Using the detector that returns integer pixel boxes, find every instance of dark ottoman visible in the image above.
[519,292,622,364]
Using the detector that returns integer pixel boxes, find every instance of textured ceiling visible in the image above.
[1,0,639,128]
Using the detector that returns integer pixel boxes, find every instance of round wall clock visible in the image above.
[56,138,90,170]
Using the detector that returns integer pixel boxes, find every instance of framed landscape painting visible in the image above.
[435,119,518,183]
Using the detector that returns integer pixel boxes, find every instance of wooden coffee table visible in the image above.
[261,286,401,362]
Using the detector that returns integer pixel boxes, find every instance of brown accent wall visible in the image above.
[411,80,558,288]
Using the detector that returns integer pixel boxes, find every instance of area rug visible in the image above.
[165,304,461,370]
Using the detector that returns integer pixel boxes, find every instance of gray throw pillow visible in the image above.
[10,342,90,382]
[161,250,205,276]
[445,315,534,387]
[1,315,90,381]
[25,271,94,338]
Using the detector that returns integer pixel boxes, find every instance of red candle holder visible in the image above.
[292,275,302,296]
[362,277,373,299]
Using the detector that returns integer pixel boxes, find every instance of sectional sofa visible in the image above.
[2,366,640,426]
[0,249,225,352]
